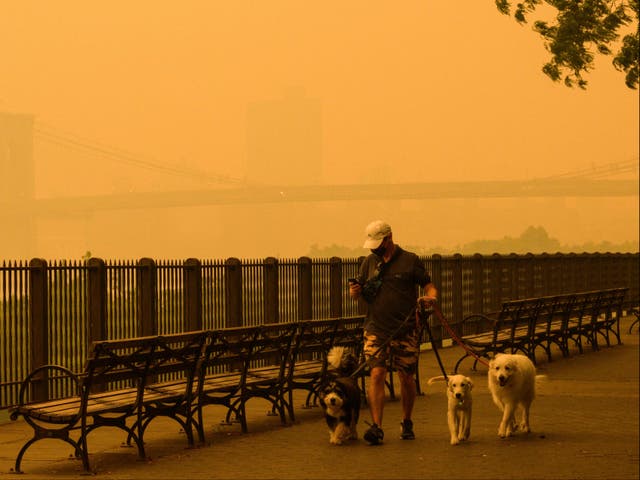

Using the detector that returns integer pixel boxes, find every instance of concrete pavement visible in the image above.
[1,315,638,480]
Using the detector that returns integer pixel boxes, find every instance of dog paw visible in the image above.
[451,439,460,445]
[501,423,515,437]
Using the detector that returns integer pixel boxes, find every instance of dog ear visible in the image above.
[466,377,474,390]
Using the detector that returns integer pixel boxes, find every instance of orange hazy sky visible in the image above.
[0,1,638,258]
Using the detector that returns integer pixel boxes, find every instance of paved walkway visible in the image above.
[1,315,638,480]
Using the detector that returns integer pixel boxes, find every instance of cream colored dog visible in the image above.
[487,353,540,438]
[428,374,473,445]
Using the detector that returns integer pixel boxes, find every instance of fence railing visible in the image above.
[1,252,638,409]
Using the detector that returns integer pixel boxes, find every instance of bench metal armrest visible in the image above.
[10,364,82,420]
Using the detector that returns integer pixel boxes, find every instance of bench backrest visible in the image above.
[292,319,339,365]
[493,298,542,338]
[85,335,159,392]
[332,316,365,360]
[249,322,300,374]
[597,287,627,317]
[145,331,208,400]
[499,287,629,334]
[532,293,576,330]
[202,326,259,378]
[85,331,208,396]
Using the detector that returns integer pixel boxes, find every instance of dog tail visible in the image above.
[327,346,346,370]
[327,346,359,377]
[427,375,447,386]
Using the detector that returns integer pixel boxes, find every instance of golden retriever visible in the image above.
[428,374,473,445]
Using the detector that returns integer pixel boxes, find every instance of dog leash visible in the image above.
[429,302,490,368]
[348,305,419,380]
[348,302,453,381]
[419,304,449,382]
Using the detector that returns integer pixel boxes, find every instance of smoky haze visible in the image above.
[0,1,638,260]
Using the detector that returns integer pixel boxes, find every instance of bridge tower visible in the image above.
[246,87,322,185]
[0,112,36,259]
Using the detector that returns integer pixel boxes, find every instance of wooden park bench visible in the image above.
[10,313,439,474]
[560,287,627,354]
[451,287,628,373]
[9,331,207,474]
[194,322,299,439]
[10,323,301,474]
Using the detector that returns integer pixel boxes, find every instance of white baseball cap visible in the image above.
[363,220,392,249]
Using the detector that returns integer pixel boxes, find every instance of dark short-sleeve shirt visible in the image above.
[357,246,430,339]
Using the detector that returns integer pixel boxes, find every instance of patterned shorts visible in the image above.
[363,329,419,375]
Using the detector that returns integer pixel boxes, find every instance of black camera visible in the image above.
[361,278,383,303]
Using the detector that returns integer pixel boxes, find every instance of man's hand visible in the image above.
[349,280,362,299]
[419,282,438,309]
[418,296,437,308]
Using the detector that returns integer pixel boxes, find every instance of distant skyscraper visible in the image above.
[0,112,34,203]
[246,88,322,185]
[0,112,36,258]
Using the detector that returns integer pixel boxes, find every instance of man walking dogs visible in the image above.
[349,220,438,445]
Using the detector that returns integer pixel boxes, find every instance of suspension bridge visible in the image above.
[2,118,639,215]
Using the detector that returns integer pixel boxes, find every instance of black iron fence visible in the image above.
[1,252,638,409]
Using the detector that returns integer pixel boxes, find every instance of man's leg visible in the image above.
[363,365,387,445]
[363,332,387,445]
[394,332,419,440]
[368,365,387,426]
[398,369,416,421]
[397,370,417,439]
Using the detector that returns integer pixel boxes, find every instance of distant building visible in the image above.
[246,88,322,186]
[0,112,34,203]
[0,112,36,259]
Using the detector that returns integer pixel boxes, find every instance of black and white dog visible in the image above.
[318,346,361,445]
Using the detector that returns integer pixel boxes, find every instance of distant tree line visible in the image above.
[306,226,639,257]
